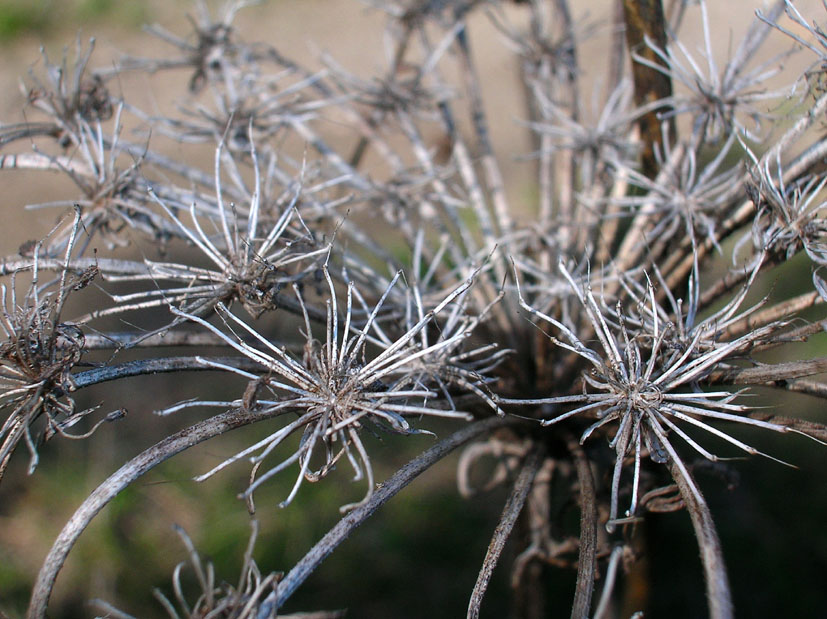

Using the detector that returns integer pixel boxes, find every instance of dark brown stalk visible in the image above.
[622,0,674,178]
[708,357,827,385]
[70,356,265,389]
[667,459,733,619]
[569,438,598,619]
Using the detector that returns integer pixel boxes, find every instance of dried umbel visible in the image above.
[0,214,123,480]
[92,521,346,619]
[168,262,500,512]
[1,0,827,618]
[509,260,822,532]
[0,275,82,477]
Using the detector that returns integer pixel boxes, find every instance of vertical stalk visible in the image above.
[622,0,674,178]
[668,460,733,619]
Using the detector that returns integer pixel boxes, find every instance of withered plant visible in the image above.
[1,1,827,617]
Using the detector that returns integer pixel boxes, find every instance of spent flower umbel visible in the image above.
[166,259,499,511]
[508,260,815,530]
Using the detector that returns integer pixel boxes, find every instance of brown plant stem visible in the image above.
[28,406,280,618]
[721,290,823,340]
[622,0,674,178]
[70,356,264,389]
[269,416,513,613]
[467,442,545,619]
[667,459,732,619]
[707,357,827,385]
[569,438,598,619]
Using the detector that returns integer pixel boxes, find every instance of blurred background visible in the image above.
[0,1,825,617]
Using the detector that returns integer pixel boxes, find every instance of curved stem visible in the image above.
[71,356,264,389]
[668,459,733,619]
[82,331,234,349]
[262,416,512,614]
[28,407,275,618]
[467,442,544,619]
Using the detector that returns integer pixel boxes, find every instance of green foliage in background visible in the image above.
[0,0,147,41]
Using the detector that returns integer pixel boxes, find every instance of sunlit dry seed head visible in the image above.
[1,39,177,253]
[92,520,301,619]
[639,0,792,143]
[168,261,497,511]
[509,261,810,530]
[0,282,82,478]
[745,156,827,267]
[0,219,85,480]
[610,132,744,247]
[140,135,327,320]
[524,79,641,187]
[23,36,112,128]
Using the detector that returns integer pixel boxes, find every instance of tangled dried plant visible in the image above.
[1,1,827,617]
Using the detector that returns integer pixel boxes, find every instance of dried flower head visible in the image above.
[137,137,328,320]
[164,259,500,511]
[508,260,818,530]
[0,214,119,481]
[638,0,792,143]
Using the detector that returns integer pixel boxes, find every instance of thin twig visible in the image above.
[266,416,513,613]
[467,442,544,619]
[70,356,265,389]
[668,459,733,619]
[28,407,276,618]
[707,357,827,385]
[569,438,598,619]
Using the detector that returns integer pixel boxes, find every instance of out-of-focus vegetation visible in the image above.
[0,0,148,41]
